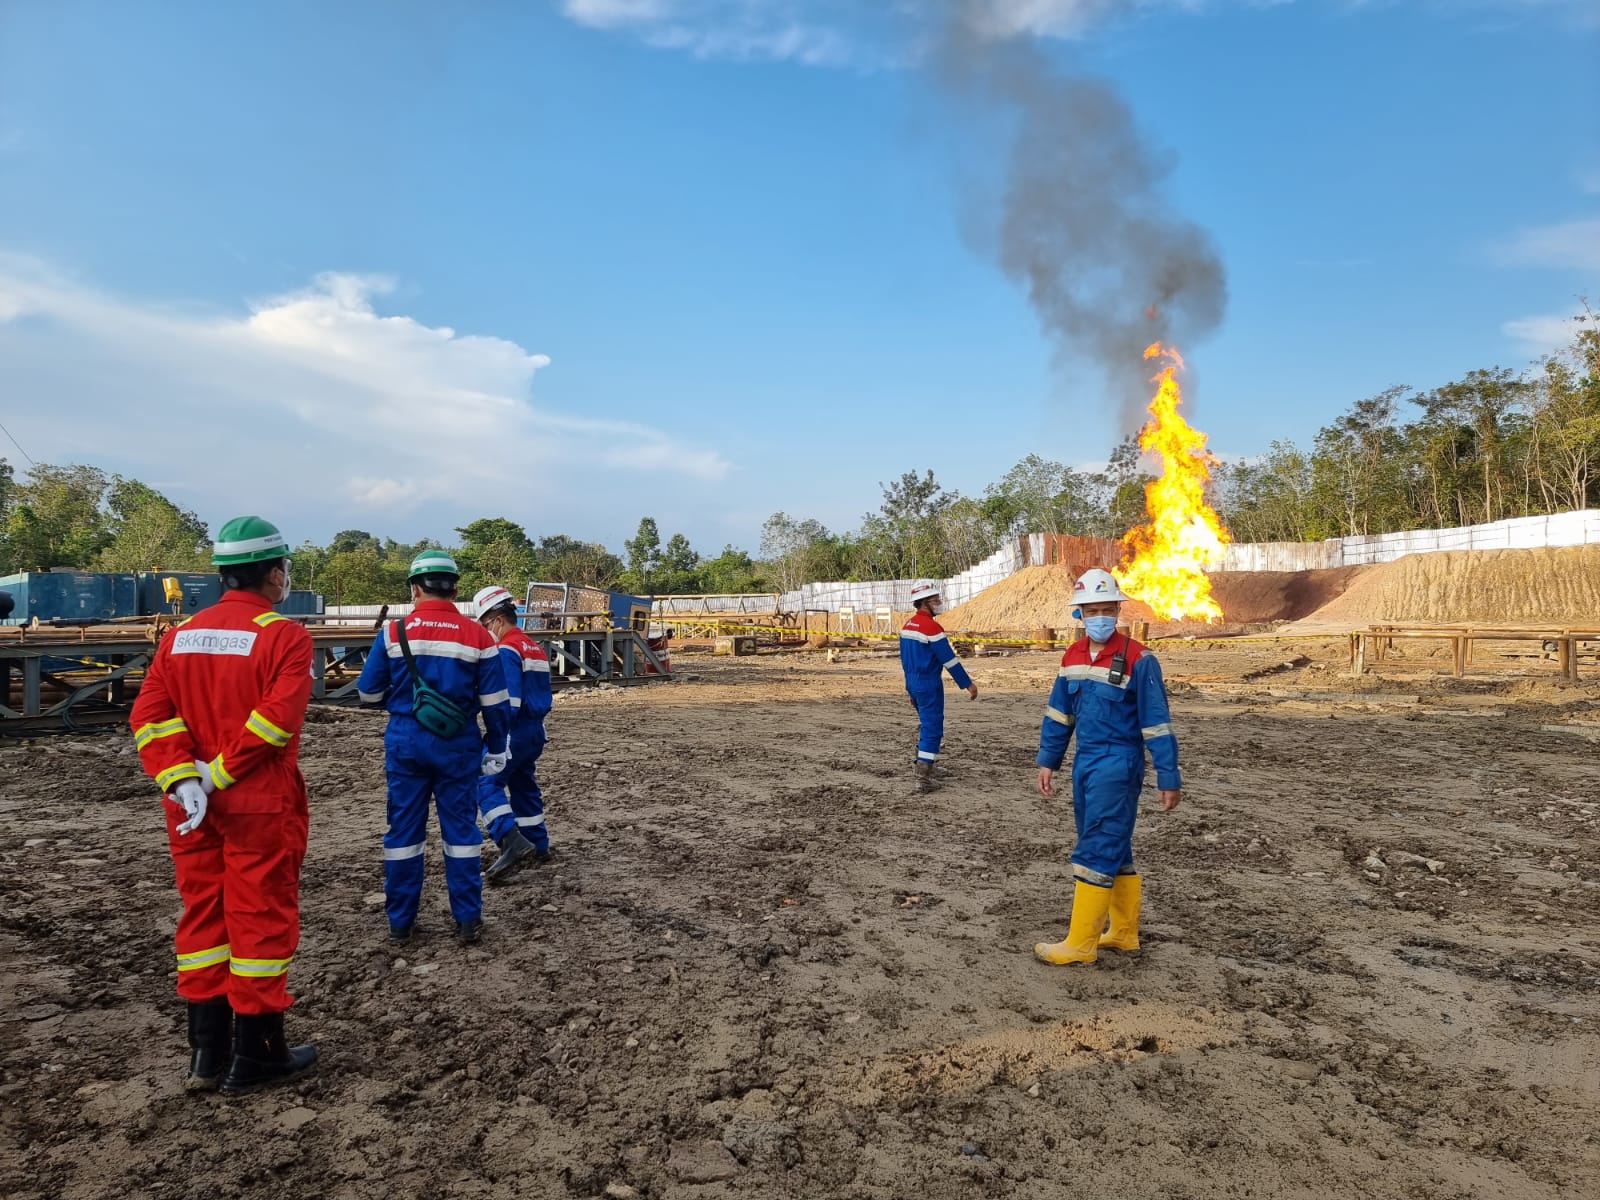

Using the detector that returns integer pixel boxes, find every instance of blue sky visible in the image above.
[0,0,1595,556]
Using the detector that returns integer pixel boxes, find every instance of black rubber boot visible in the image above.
[913,760,935,794]
[185,998,232,1092]
[387,923,414,944]
[484,829,537,884]
[219,1011,317,1095]
[455,918,484,945]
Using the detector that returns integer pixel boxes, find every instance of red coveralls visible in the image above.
[129,590,314,1015]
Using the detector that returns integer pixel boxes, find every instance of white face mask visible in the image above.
[928,602,943,616]
[276,562,293,604]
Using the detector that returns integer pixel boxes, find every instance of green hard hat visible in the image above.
[212,515,289,566]
[408,548,460,580]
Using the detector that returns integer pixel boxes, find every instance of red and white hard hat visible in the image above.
[472,585,518,620]
[909,580,942,605]
[1073,569,1128,603]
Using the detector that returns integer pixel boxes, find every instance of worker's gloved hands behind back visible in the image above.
[193,759,217,795]
[171,779,209,836]
[481,748,510,777]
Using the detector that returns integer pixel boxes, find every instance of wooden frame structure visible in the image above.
[1350,625,1599,682]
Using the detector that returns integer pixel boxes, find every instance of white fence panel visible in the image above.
[1215,540,1343,572]
[766,509,1600,614]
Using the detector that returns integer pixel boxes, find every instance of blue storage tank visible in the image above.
[607,590,652,631]
[275,590,325,617]
[0,571,139,624]
[138,572,222,617]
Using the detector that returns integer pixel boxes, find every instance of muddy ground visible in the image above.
[2,638,1598,1200]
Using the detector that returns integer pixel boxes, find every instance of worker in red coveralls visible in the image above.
[129,515,317,1094]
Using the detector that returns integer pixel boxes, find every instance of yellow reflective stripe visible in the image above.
[229,955,293,977]
[176,943,231,971]
[246,709,292,747]
[134,718,188,749]
[253,612,288,627]
[209,756,237,790]
[156,763,202,792]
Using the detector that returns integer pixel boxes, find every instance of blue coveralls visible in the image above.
[900,610,973,763]
[356,599,511,930]
[1036,633,1180,887]
[478,626,554,852]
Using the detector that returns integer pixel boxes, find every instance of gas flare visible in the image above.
[1117,343,1230,621]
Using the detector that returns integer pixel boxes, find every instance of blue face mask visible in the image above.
[1084,615,1118,643]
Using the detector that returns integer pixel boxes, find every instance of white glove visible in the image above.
[171,779,209,836]
[193,759,217,795]
[481,749,510,776]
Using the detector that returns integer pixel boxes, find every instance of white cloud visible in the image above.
[648,18,857,65]
[560,0,890,66]
[1503,308,1589,356]
[959,0,1140,40]
[560,0,1599,64]
[0,255,731,540]
[1493,217,1600,272]
[563,0,677,28]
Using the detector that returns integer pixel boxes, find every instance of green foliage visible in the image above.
[698,545,769,593]
[97,478,211,571]
[534,535,624,589]
[1219,319,1600,541]
[454,518,537,599]
[621,517,662,594]
[657,533,700,594]
[1,464,210,574]
[760,512,847,593]
[2,463,113,571]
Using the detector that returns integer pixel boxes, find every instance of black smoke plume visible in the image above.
[937,5,1227,426]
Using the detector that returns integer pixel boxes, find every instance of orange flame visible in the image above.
[1117,343,1230,622]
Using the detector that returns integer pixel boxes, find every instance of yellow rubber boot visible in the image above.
[1098,873,1142,952]
[1034,881,1114,966]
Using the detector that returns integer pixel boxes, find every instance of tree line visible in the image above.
[3,313,1593,598]
[0,471,766,603]
[1214,316,1599,542]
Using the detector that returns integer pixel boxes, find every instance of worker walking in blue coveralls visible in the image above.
[900,580,978,793]
[1033,568,1182,966]
[471,585,555,883]
[356,550,511,946]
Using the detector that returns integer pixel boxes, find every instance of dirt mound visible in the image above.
[940,566,1157,631]
[1310,545,1600,625]
[1208,566,1368,623]
[940,564,1364,631]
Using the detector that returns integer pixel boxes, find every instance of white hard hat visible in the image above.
[472,585,518,620]
[909,580,942,605]
[1073,569,1128,604]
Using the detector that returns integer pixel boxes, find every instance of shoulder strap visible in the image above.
[395,615,420,673]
